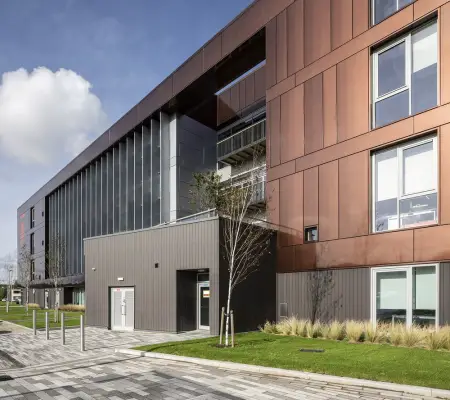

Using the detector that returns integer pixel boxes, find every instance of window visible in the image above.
[30,207,35,228]
[372,0,414,25]
[372,264,438,327]
[305,226,318,242]
[31,260,35,280]
[373,21,438,128]
[30,233,35,255]
[372,135,437,232]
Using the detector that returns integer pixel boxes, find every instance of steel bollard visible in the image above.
[80,315,85,351]
[219,307,225,346]
[45,312,49,340]
[61,312,65,345]
[5,301,8,313]
[32,309,37,336]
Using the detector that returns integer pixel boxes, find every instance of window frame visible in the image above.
[30,233,35,255]
[370,264,440,328]
[371,134,438,233]
[30,207,35,229]
[372,20,438,129]
[371,0,414,26]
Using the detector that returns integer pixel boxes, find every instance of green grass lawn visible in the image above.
[0,305,83,329]
[135,332,450,390]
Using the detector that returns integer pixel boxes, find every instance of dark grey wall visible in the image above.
[440,263,450,325]
[84,218,220,334]
[276,268,371,322]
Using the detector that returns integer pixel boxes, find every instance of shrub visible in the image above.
[58,304,85,312]
[276,318,294,335]
[402,325,425,348]
[27,303,41,309]
[388,323,404,346]
[288,317,308,337]
[345,320,365,343]
[327,321,345,341]
[260,321,278,334]
[440,326,450,350]
[425,330,448,351]
[364,322,388,343]
[305,321,324,338]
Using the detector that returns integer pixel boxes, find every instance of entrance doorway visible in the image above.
[110,287,135,331]
[197,282,210,330]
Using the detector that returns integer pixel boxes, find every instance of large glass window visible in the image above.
[101,156,108,235]
[373,0,414,25]
[372,135,437,232]
[372,265,438,327]
[113,146,120,233]
[135,130,143,230]
[373,21,437,128]
[107,152,114,234]
[127,136,135,231]
[142,125,152,228]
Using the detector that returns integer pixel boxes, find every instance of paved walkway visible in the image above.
[0,353,436,399]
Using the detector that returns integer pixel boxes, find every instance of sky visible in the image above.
[0,0,253,264]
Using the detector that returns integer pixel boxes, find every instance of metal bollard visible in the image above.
[5,301,8,313]
[231,310,235,348]
[61,312,65,345]
[80,315,85,351]
[32,309,37,336]
[219,307,225,346]
[45,312,49,340]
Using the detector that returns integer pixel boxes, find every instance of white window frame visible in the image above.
[372,20,437,129]
[371,0,414,26]
[371,264,440,328]
[371,134,438,233]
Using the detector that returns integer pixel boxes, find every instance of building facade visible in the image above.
[18,0,450,331]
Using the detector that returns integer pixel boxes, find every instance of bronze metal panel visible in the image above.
[331,0,353,50]
[277,246,295,273]
[352,0,369,37]
[239,80,246,111]
[414,225,450,262]
[266,18,277,89]
[245,72,255,107]
[337,49,369,142]
[269,97,281,167]
[304,0,331,66]
[254,66,266,100]
[280,84,304,163]
[173,51,203,96]
[414,0,448,20]
[440,124,450,224]
[230,84,240,114]
[319,161,339,241]
[287,0,304,76]
[109,108,138,145]
[280,172,304,245]
[294,243,317,271]
[267,160,296,182]
[203,35,222,72]
[217,90,233,125]
[323,66,338,147]
[441,3,450,106]
[366,230,414,265]
[304,74,324,154]
[266,75,296,102]
[339,151,369,238]
[266,179,280,225]
[136,77,173,123]
[317,237,366,268]
[414,103,450,133]
[277,10,288,83]
[304,167,319,227]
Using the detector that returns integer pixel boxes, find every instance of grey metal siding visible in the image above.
[84,218,220,334]
[277,268,371,322]
[440,263,450,325]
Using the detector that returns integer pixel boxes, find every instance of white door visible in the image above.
[110,287,134,331]
[197,283,210,330]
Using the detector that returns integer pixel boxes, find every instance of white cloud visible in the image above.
[0,67,107,165]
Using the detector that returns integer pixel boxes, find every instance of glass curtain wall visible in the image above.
[46,122,161,278]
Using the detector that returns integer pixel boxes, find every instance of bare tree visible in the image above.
[46,233,66,322]
[307,269,336,324]
[18,244,33,314]
[191,155,272,347]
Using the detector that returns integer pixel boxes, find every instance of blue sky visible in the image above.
[0,0,253,261]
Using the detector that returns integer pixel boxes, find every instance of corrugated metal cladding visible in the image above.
[84,218,220,334]
[440,263,450,325]
[276,268,371,322]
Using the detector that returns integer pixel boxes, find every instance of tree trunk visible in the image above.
[224,276,232,347]
[25,288,29,315]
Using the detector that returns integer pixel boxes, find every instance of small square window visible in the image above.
[305,227,318,243]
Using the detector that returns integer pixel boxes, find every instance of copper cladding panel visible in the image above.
[339,151,369,238]
[365,230,413,265]
[245,72,255,107]
[294,243,317,271]
[323,66,338,147]
[277,245,295,273]
[266,18,277,89]
[441,3,450,106]
[414,103,450,133]
[280,85,304,163]
[304,167,319,227]
[440,124,450,224]
[331,0,353,50]
[277,10,288,83]
[268,97,281,167]
[352,0,369,37]
[414,0,448,20]
[230,84,240,114]
[266,179,280,225]
[304,74,324,154]
[337,49,369,142]
[280,172,304,245]
[287,0,304,76]
[173,51,203,95]
[304,0,331,66]
[414,225,450,262]
[203,35,222,72]
[239,80,246,110]
[254,66,266,101]
[217,90,232,125]
[319,161,339,241]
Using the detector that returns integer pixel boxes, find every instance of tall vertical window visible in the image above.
[372,265,438,327]
[30,207,35,228]
[372,21,438,128]
[30,233,35,255]
[372,0,414,25]
[372,135,437,232]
